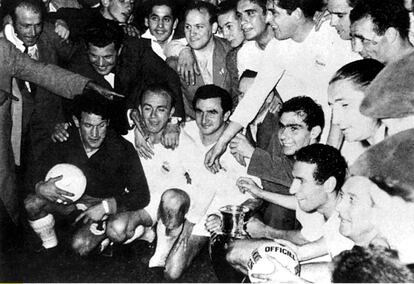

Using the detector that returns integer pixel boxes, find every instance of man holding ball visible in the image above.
[24,90,149,255]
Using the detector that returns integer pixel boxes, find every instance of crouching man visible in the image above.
[106,84,217,280]
[24,90,149,255]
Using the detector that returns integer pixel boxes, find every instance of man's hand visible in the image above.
[51,122,70,142]
[204,140,227,173]
[133,127,154,159]
[177,47,200,86]
[85,81,124,100]
[36,176,74,204]
[75,202,106,224]
[173,220,195,253]
[250,255,304,283]
[245,217,268,238]
[229,133,255,160]
[161,121,180,150]
[121,24,140,38]
[237,177,263,198]
[54,19,70,41]
[205,214,222,235]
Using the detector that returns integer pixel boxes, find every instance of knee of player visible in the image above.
[106,217,128,243]
[71,234,91,256]
[159,188,190,223]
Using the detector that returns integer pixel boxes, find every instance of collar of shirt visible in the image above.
[104,73,115,88]
[4,24,38,58]
[142,29,175,60]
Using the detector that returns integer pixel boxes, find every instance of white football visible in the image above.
[45,163,87,202]
[247,241,300,283]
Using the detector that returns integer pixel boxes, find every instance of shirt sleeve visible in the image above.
[230,40,285,127]
[6,40,89,99]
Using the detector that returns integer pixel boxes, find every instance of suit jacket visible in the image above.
[16,23,80,164]
[69,37,185,132]
[0,38,89,224]
[179,37,232,119]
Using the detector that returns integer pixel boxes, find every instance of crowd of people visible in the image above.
[1,0,414,282]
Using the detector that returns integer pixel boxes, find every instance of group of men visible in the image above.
[1,0,414,282]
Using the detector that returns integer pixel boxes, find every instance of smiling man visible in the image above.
[24,91,149,255]
[349,0,413,64]
[227,144,353,281]
[4,0,81,173]
[167,1,232,119]
[141,0,178,60]
[236,0,274,74]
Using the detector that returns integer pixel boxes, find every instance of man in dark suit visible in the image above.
[67,20,185,134]
[4,0,81,174]
[167,1,232,119]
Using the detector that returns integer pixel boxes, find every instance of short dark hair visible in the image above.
[145,0,177,20]
[329,59,385,91]
[275,0,324,19]
[295,144,348,194]
[185,0,218,25]
[350,0,410,39]
[72,90,110,121]
[192,84,233,113]
[140,83,176,109]
[218,0,238,16]
[237,0,267,14]
[332,245,414,283]
[11,0,45,23]
[84,20,124,51]
[280,96,325,140]
[239,69,258,81]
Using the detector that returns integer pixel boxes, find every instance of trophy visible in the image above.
[209,205,250,283]
[219,205,250,239]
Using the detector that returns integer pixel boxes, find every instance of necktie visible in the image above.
[23,46,37,96]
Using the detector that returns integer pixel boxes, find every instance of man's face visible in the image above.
[184,9,217,50]
[139,91,173,134]
[265,0,296,40]
[218,10,245,47]
[328,0,353,40]
[237,0,267,41]
[195,97,230,137]
[145,5,177,44]
[289,161,327,212]
[351,16,388,62]
[328,79,379,142]
[88,43,118,76]
[336,177,376,242]
[106,0,134,23]
[278,111,314,156]
[14,7,43,47]
[76,112,108,152]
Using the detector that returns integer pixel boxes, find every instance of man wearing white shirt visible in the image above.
[141,0,178,60]
[227,144,354,283]
[205,0,359,171]
[236,0,274,74]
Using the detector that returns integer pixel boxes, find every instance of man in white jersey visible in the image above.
[108,84,258,280]
[205,0,359,172]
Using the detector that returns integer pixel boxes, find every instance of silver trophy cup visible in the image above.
[219,205,249,239]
